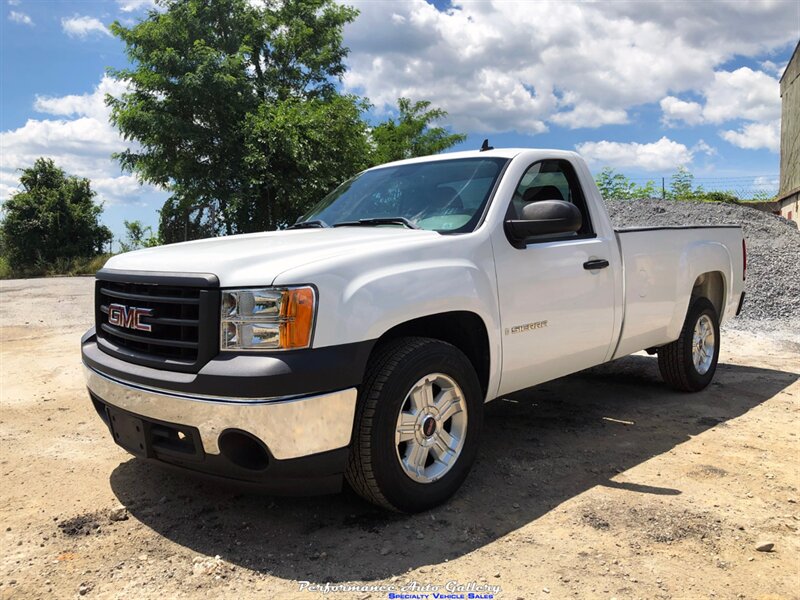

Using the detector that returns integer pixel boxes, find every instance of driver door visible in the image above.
[492,159,616,396]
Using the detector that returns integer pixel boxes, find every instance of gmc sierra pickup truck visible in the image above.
[82,148,746,512]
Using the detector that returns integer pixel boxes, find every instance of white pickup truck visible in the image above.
[82,148,746,512]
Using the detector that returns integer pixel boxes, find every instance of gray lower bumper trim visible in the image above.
[84,365,357,460]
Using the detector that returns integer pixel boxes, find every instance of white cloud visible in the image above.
[343,1,796,133]
[761,60,788,77]
[702,68,781,124]
[0,171,21,200]
[660,96,704,126]
[0,75,158,206]
[656,68,780,126]
[34,76,128,121]
[658,67,781,151]
[7,0,21,6]
[691,139,717,158]
[720,121,780,152]
[61,15,111,39]
[550,102,629,129]
[576,137,695,171]
[93,174,150,205]
[8,10,32,25]
[116,0,157,12]
[753,175,779,191]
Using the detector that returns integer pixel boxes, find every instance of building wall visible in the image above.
[780,193,799,222]
[742,195,798,223]
[779,43,800,199]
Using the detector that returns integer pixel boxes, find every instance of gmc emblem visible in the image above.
[108,303,153,332]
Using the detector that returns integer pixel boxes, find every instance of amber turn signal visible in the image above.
[279,287,315,349]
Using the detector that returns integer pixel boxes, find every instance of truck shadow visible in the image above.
[109,355,797,583]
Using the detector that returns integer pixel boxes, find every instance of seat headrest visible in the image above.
[429,186,464,210]
[522,185,564,203]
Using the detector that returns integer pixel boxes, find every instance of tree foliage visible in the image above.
[108,0,369,241]
[370,98,467,165]
[120,220,159,252]
[595,166,748,203]
[594,167,657,199]
[668,167,700,200]
[0,158,111,269]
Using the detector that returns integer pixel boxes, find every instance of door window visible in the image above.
[508,159,594,242]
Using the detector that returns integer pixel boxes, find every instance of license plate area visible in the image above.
[107,407,149,457]
[105,406,204,462]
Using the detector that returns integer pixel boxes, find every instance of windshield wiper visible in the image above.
[287,219,329,230]
[333,217,420,230]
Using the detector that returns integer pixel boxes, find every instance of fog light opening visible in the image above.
[218,430,270,471]
[89,394,110,427]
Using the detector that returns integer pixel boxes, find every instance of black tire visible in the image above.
[657,297,720,392]
[345,336,483,512]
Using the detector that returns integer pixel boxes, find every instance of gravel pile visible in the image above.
[603,198,799,329]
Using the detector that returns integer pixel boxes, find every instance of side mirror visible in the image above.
[504,200,582,248]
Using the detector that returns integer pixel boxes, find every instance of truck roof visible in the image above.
[370,148,582,170]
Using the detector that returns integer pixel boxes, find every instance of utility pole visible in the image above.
[662,177,666,200]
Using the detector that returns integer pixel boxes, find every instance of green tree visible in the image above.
[107,0,368,239]
[119,220,159,252]
[748,190,774,202]
[595,167,635,199]
[370,98,466,165]
[157,196,219,244]
[635,179,658,198]
[698,190,740,204]
[668,167,704,200]
[0,158,111,270]
[595,167,657,199]
[240,94,371,231]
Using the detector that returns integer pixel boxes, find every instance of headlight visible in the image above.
[220,287,316,350]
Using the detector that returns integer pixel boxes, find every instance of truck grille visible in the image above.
[94,271,220,373]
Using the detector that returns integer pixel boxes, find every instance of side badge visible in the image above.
[506,320,548,334]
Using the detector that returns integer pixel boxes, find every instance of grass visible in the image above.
[0,254,112,280]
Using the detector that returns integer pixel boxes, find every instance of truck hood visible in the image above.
[103,227,442,286]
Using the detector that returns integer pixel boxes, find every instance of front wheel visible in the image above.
[657,297,720,392]
[345,337,483,512]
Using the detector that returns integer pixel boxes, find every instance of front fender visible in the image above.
[271,234,502,398]
[341,259,497,341]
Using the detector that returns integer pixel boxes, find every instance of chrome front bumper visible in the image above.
[83,365,358,460]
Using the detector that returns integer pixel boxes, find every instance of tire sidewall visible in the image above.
[682,299,720,389]
[368,340,483,512]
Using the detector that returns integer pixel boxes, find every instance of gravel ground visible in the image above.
[604,198,800,334]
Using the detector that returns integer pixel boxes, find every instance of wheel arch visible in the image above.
[691,270,727,320]
[371,311,492,399]
[666,241,732,340]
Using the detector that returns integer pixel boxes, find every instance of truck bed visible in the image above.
[612,225,745,359]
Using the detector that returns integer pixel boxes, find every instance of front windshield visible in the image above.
[299,157,509,233]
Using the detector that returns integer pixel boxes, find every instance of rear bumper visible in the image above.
[84,359,358,494]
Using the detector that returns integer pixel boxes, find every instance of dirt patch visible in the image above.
[57,512,106,537]
[581,511,610,531]
[582,502,729,545]
[689,464,729,478]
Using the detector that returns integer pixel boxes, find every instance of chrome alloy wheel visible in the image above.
[692,314,716,375]
[394,373,468,484]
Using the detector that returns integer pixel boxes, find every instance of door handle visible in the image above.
[583,259,609,270]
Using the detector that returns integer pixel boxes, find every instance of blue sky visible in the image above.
[1,0,798,245]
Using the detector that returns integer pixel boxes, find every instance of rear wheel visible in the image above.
[657,297,720,392]
[346,337,483,512]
